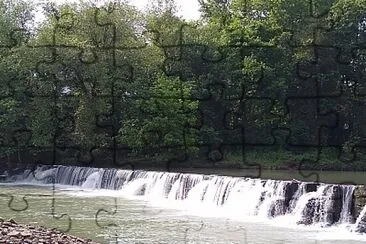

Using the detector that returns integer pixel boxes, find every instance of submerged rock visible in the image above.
[137,184,146,195]
[355,213,366,233]
[297,198,316,225]
[269,199,286,217]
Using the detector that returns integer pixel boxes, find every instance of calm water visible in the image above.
[0,182,366,244]
[169,168,366,185]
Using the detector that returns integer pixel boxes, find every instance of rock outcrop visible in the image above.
[353,186,366,220]
[325,185,343,224]
[284,182,299,210]
[304,183,319,193]
[0,218,97,244]
[355,211,366,233]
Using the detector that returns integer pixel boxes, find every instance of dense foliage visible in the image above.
[1,0,366,170]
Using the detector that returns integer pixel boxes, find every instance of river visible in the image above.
[169,168,366,185]
[0,165,366,243]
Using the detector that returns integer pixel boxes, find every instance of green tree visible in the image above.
[119,74,199,158]
[0,0,34,164]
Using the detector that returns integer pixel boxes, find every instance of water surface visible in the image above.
[169,168,366,184]
[0,182,365,244]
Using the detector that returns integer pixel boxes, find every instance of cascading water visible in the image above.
[353,205,366,232]
[4,165,365,234]
[340,186,356,224]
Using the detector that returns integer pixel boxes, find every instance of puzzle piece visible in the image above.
[95,197,120,243]
[183,220,204,244]
[0,189,71,233]
[95,197,118,228]
[282,0,334,48]
[293,47,353,97]
[0,191,55,215]
[1,166,74,232]
[2,0,366,243]
[351,47,366,97]
[50,183,73,233]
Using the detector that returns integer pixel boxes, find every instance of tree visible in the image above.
[119,73,199,158]
[0,0,34,164]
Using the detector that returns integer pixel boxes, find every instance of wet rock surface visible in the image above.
[304,183,319,193]
[355,215,366,233]
[353,186,366,220]
[284,182,299,210]
[327,185,343,224]
[0,218,97,244]
[297,198,317,225]
[269,199,286,217]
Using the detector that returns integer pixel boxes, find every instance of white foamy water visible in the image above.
[6,164,366,242]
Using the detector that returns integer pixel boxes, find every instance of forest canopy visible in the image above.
[1,0,366,170]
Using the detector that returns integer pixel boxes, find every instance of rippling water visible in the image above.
[0,183,366,244]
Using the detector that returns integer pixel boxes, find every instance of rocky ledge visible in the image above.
[0,218,97,244]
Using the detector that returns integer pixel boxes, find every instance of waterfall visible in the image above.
[339,185,355,224]
[352,205,366,232]
[6,164,365,234]
[288,183,306,211]
[81,171,100,189]
[256,180,288,218]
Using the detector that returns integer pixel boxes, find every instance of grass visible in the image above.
[219,147,366,171]
[6,146,366,172]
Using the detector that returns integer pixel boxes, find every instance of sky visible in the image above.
[132,0,201,20]
[33,0,201,21]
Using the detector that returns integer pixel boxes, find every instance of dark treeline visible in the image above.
[1,0,366,171]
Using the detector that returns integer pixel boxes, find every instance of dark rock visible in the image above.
[304,183,319,193]
[326,186,343,224]
[7,219,16,225]
[8,168,24,177]
[355,214,366,233]
[353,186,366,220]
[297,186,345,226]
[259,191,266,203]
[331,185,343,200]
[0,220,97,243]
[269,199,286,217]
[284,182,299,210]
[297,198,316,225]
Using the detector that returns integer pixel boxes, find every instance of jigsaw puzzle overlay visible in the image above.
[1,0,366,243]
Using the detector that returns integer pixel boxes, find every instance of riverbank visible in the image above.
[0,218,97,243]
[3,147,366,174]
[92,148,366,172]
